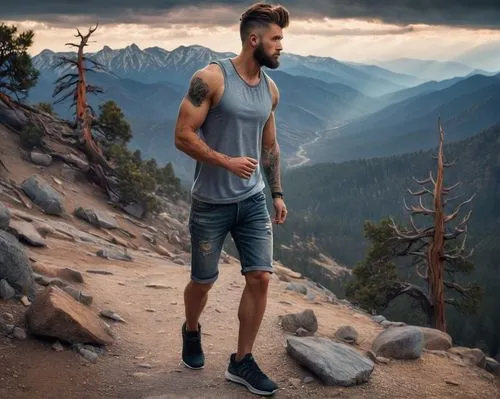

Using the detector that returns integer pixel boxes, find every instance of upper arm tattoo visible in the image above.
[187,77,209,107]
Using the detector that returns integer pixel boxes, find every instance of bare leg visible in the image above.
[236,271,271,361]
[184,280,213,331]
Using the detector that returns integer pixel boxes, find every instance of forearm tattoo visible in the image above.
[187,77,209,107]
[262,143,282,192]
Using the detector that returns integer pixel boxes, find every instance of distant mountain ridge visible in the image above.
[32,43,419,97]
[306,72,500,163]
[372,58,494,82]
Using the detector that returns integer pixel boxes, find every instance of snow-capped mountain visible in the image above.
[31,44,419,96]
[33,44,236,85]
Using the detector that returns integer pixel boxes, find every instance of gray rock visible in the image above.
[74,207,118,229]
[372,315,387,323]
[33,273,67,288]
[62,286,93,306]
[8,220,46,247]
[0,279,16,299]
[30,152,52,167]
[372,326,424,359]
[52,341,64,351]
[0,202,10,230]
[287,336,374,386]
[485,357,500,374]
[79,348,98,363]
[96,249,132,262]
[380,320,406,328]
[0,230,35,299]
[13,327,27,340]
[335,326,359,344]
[286,283,308,295]
[0,99,28,130]
[21,175,64,216]
[0,321,15,336]
[281,309,318,335]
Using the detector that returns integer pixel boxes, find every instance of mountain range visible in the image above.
[27,43,500,180]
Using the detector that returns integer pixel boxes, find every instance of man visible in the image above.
[174,2,289,397]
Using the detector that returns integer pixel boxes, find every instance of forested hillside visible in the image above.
[274,123,500,356]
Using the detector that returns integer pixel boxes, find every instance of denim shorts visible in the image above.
[188,190,273,284]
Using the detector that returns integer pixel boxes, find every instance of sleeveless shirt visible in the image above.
[190,58,273,204]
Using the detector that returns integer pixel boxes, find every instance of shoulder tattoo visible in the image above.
[187,76,209,107]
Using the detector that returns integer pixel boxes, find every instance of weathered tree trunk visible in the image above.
[428,121,446,331]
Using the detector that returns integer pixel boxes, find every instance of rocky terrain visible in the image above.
[0,103,499,399]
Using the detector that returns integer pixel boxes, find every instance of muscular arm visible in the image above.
[174,68,230,168]
[261,80,282,194]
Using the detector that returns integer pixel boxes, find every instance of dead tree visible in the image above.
[52,24,111,170]
[388,118,479,332]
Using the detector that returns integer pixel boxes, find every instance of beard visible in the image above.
[253,42,280,69]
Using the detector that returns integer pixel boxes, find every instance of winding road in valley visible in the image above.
[286,124,345,169]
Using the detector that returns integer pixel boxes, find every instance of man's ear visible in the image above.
[249,32,259,48]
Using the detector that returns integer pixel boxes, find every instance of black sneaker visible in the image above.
[181,322,204,369]
[225,353,278,396]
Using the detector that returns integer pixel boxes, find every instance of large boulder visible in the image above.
[418,327,452,350]
[25,286,114,345]
[287,336,374,386]
[0,230,35,298]
[372,326,424,359]
[21,175,64,216]
[0,202,10,230]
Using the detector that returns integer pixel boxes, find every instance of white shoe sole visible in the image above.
[181,359,204,370]
[225,370,278,396]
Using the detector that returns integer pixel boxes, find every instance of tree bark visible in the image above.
[428,121,446,331]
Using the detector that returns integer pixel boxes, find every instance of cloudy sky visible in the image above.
[3,0,500,64]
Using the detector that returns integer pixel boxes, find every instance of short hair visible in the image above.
[239,3,290,42]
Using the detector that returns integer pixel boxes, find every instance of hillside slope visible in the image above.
[0,121,498,398]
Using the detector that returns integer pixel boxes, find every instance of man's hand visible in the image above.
[225,156,258,179]
[272,197,287,224]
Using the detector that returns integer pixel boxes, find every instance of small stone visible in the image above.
[52,341,64,351]
[145,283,172,289]
[87,270,113,275]
[445,379,460,386]
[145,309,155,312]
[79,348,98,363]
[138,364,153,369]
[303,376,315,384]
[334,326,359,345]
[20,296,31,306]
[100,310,126,323]
[372,315,387,323]
[12,327,27,340]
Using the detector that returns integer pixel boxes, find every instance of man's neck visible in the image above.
[232,51,261,81]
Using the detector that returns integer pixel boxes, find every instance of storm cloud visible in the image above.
[2,0,500,29]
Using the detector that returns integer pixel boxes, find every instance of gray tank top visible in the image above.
[190,58,273,204]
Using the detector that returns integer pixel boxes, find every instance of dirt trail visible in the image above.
[0,125,499,399]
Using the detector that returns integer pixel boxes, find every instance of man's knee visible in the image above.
[187,280,214,295]
[245,271,271,291]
